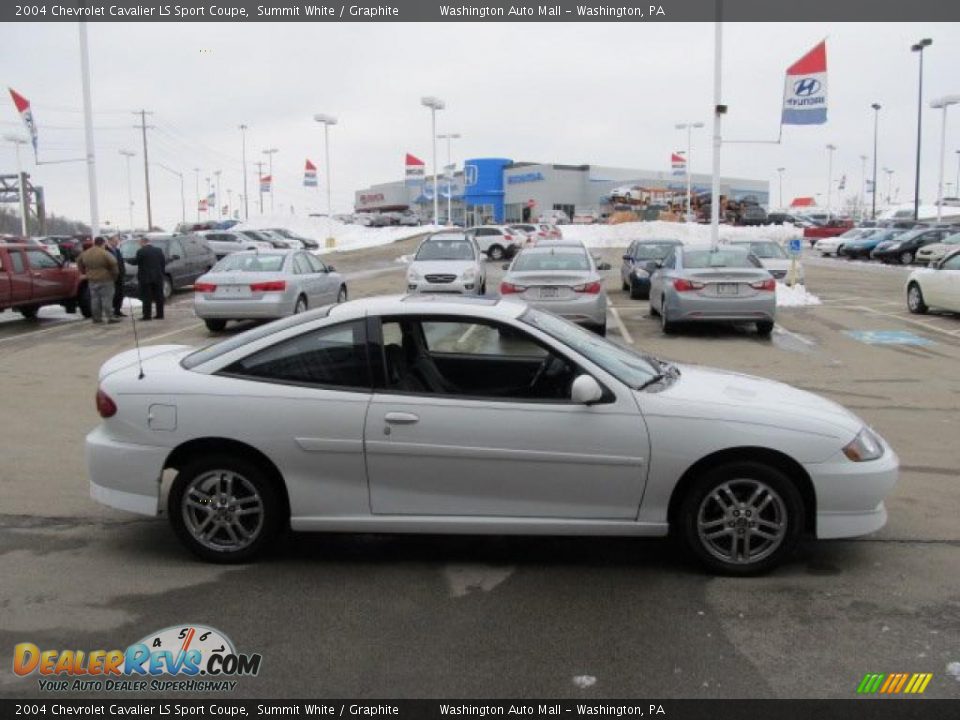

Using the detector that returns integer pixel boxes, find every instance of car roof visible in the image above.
[326,294,525,322]
[524,242,585,253]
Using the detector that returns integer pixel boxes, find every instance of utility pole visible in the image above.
[255,160,265,214]
[239,124,249,220]
[119,149,135,230]
[776,167,785,209]
[79,22,100,238]
[262,148,278,213]
[214,170,222,218]
[133,110,154,230]
[193,168,200,221]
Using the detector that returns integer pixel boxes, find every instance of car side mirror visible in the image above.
[596,261,612,271]
[502,263,510,270]
[646,261,659,273]
[170,254,181,260]
[653,260,663,269]
[571,375,603,405]
[621,254,632,261]
[326,265,335,272]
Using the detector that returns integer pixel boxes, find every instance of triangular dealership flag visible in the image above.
[782,41,828,125]
[405,153,425,186]
[304,159,318,187]
[671,152,686,176]
[8,88,38,155]
[260,175,272,193]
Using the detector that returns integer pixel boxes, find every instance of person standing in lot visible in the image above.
[128,236,166,320]
[107,234,127,318]
[77,237,119,325]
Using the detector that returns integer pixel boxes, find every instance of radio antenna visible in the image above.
[128,295,145,380]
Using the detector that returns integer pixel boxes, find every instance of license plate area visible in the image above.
[716,283,739,296]
[539,287,560,299]
[216,286,251,298]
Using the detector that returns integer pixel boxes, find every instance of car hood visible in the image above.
[99,344,193,381]
[639,364,864,443]
[408,260,477,275]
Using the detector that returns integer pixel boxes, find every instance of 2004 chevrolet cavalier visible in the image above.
[86,295,898,574]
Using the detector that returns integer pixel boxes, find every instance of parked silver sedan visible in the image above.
[193,250,347,332]
[649,244,777,335]
[406,233,487,295]
[500,242,608,334]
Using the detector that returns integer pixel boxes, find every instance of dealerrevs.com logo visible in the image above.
[13,625,262,693]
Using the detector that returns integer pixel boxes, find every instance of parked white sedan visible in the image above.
[87,295,898,575]
[906,249,960,314]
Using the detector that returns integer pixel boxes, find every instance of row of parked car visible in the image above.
[814,224,960,266]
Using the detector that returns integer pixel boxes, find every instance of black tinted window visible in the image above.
[224,320,369,390]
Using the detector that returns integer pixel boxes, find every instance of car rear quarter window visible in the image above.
[222,320,370,390]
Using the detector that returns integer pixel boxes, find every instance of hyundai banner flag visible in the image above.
[8,88,38,156]
[405,153,425,187]
[671,152,686,176]
[260,175,272,193]
[782,41,828,125]
[304,159,317,187]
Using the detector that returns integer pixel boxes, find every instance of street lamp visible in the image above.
[4,133,30,236]
[871,103,881,219]
[239,124,249,220]
[776,167,785,209]
[883,167,894,207]
[437,132,460,225]
[421,96,445,224]
[911,38,933,221]
[675,121,704,220]
[119,149,136,230]
[262,149,278,213]
[859,154,868,222]
[825,144,837,220]
[313,114,337,226]
[930,95,960,222]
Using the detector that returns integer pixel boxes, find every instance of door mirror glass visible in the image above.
[596,261,612,271]
[571,375,603,405]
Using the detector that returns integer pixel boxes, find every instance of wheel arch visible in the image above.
[163,437,291,520]
[666,446,816,535]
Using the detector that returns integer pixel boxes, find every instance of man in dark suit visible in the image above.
[107,234,127,318]
[128,236,166,320]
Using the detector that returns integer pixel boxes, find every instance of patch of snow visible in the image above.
[443,564,514,599]
[235,213,440,254]
[946,662,960,682]
[560,221,802,249]
[0,304,84,326]
[572,675,597,689]
[776,283,821,307]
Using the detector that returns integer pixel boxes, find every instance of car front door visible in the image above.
[24,249,71,302]
[648,249,675,307]
[925,253,960,310]
[166,239,186,288]
[305,253,337,304]
[363,315,649,519]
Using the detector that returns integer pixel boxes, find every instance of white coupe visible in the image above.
[906,249,960,314]
[87,295,899,574]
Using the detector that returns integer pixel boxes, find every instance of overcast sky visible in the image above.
[1,21,958,230]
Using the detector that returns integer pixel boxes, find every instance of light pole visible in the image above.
[119,149,135,230]
[911,38,933,221]
[4,134,30,236]
[871,103,881,219]
[262,148,278,213]
[153,162,186,224]
[955,150,960,199]
[421,97,445,224]
[239,124,249,220]
[883,168,894,206]
[193,168,200,221]
[675,121,704,221]
[930,95,960,222]
[78,21,100,238]
[859,154,868,222]
[776,167,785,209]
[826,144,837,220]
[214,170,222,219]
[437,132,460,224]
[313,114,337,229]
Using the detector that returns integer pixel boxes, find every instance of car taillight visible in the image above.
[573,281,603,294]
[500,282,527,294]
[673,279,705,292]
[250,280,286,292]
[96,389,117,418]
[194,282,217,293]
[750,279,777,291]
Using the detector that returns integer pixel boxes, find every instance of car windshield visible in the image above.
[522,308,658,389]
[213,253,286,272]
[513,250,590,271]
[415,240,475,261]
[683,248,755,269]
[736,241,785,258]
[632,242,678,260]
[942,232,960,245]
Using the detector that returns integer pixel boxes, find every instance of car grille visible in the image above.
[425,274,457,284]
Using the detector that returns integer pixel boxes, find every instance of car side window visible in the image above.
[26,249,59,269]
[10,252,24,273]
[304,254,326,273]
[223,320,370,390]
[941,254,960,270]
[292,254,312,275]
[169,239,184,258]
[661,251,676,270]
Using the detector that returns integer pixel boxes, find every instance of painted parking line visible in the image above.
[773,324,816,346]
[607,306,634,345]
[834,305,960,339]
[138,322,206,343]
[845,330,935,347]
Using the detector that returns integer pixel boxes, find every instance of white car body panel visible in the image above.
[907,262,960,312]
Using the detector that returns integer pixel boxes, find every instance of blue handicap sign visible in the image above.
[788,238,803,256]
[845,330,934,346]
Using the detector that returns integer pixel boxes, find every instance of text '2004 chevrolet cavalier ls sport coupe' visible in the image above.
[86,295,898,575]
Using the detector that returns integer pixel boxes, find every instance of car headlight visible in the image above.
[887,243,901,250]
[843,427,884,462]
[407,269,420,281]
[462,268,477,282]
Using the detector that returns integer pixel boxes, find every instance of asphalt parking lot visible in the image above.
[1,236,958,700]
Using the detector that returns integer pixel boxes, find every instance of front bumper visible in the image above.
[408,279,479,295]
[86,425,166,516]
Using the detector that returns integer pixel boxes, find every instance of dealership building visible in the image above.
[354,158,769,225]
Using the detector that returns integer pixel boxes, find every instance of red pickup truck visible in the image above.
[0,243,90,319]
[803,218,855,246]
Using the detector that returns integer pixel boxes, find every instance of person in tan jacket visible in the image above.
[77,237,120,324]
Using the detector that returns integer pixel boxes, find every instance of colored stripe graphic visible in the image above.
[857,672,932,694]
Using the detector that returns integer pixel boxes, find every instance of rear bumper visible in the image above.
[194,293,293,319]
[668,292,776,323]
[86,425,166,516]
[525,294,607,326]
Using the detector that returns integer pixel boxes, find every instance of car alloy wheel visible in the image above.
[169,455,282,563]
[907,283,928,314]
[294,296,308,314]
[488,244,504,261]
[337,285,348,303]
[162,276,173,300]
[679,461,803,575]
[899,250,914,265]
[660,297,675,333]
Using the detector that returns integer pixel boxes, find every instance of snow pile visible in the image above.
[560,221,802,249]
[235,213,442,253]
[776,282,821,307]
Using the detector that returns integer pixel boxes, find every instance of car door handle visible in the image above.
[384,412,420,424]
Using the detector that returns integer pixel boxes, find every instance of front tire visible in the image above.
[678,461,804,576]
[293,295,308,314]
[756,320,774,337]
[18,305,39,320]
[168,454,283,563]
[660,297,676,334]
[488,244,504,261]
[907,282,928,314]
[162,275,173,300]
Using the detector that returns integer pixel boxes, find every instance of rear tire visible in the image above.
[677,461,804,576]
[660,297,676,334]
[204,319,227,332]
[899,250,914,265]
[293,295,308,314]
[629,280,646,300]
[756,320,774,336]
[907,282,928,314]
[162,275,173,300]
[591,321,607,336]
[488,244,504,261]
[337,285,348,303]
